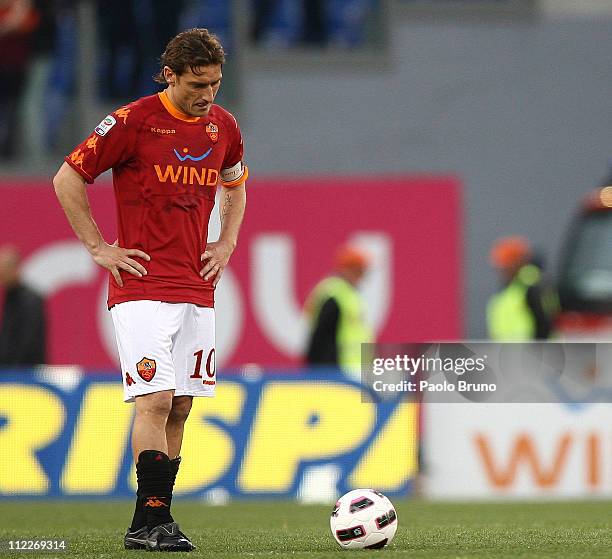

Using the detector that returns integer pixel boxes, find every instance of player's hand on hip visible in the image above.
[91,241,150,287]
[200,240,234,287]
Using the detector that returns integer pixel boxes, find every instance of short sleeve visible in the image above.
[65,106,137,184]
[219,114,248,187]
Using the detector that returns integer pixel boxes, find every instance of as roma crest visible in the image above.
[205,122,219,143]
[136,357,156,382]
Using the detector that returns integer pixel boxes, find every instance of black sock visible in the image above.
[130,466,147,531]
[170,456,181,487]
[130,450,174,531]
[129,497,147,531]
[130,455,182,531]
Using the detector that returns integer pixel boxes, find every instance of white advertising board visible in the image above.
[424,403,612,499]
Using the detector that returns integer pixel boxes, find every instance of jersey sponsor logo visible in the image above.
[205,122,219,143]
[94,115,116,136]
[173,147,213,162]
[136,357,156,382]
[150,127,176,135]
[154,164,218,186]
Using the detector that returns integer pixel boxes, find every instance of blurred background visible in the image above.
[2,0,612,503]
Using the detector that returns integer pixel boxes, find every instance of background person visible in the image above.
[487,236,559,341]
[0,244,46,366]
[0,0,40,158]
[304,244,373,378]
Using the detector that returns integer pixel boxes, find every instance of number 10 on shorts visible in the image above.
[190,349,215,383]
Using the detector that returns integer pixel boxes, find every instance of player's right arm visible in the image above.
[53,162,150,287]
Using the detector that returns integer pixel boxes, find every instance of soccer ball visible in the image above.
[330,489,398,550]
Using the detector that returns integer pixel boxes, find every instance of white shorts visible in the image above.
[110,300,216,403]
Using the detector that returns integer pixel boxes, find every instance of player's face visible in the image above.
[166,65,222,117]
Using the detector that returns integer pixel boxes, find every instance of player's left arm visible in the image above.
[200,183,246,287]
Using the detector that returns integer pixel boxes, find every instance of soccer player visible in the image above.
[53,29,247,552]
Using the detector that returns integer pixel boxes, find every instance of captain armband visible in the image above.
[220,161,249,187]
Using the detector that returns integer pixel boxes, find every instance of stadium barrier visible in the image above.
[0,369,418,500]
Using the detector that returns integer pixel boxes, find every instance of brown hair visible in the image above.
[154,28,225,84]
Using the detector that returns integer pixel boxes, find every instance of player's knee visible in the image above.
[136,391,173,419]
[168,396,193,424]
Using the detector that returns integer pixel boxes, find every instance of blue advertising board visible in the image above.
[0,370,418,499]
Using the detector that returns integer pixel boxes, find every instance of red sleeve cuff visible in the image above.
[64,156,95,184]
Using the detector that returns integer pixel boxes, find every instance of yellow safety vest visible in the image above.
[487,264,558,341]
[306,276,373,375]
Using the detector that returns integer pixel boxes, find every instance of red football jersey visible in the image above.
[65,91,248,308]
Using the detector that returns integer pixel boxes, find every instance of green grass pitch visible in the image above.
[1,500,611,558]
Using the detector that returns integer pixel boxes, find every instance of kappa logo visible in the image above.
[94,115,116,136]
[205,122,219,143]
[136,357,156,382]
[150,127,176,135]
[115,107,130,124]
[69,148,85,168]
[144,496,168,508]
[85,135,98,154]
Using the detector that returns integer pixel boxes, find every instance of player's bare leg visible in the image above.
[132,390,173,458]
[166,395,193,459]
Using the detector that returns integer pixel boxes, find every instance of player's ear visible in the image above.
[163,66,176,86]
